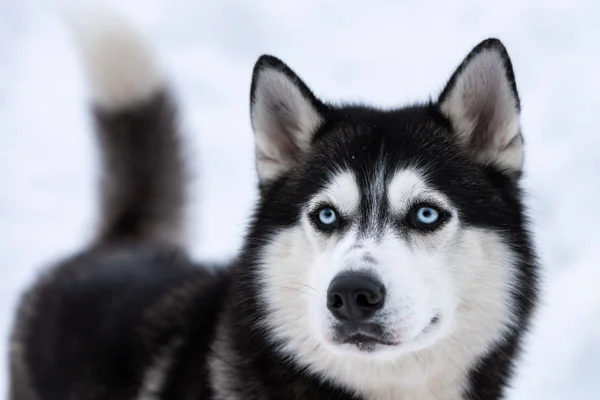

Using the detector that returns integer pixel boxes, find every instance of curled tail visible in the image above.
[69,10,187,247]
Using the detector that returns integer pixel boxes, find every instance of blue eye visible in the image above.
[312,206,340,231]
[318,208,337,225]
[416,207,439,225]
[408,204,447,230]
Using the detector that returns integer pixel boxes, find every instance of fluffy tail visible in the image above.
[68,10,187,247]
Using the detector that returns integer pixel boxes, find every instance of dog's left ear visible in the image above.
[438,39,523,174]
[250,55,326,183]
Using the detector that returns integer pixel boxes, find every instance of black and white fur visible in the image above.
[10,12,538,400]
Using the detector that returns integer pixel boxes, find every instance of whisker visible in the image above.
[281,286,316,297]
[296,283,317,292]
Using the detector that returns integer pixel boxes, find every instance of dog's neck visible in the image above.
[206,305,505,400]
[207,308,357,400]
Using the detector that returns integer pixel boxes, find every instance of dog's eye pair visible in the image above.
[406,204,449,231]
[310,206,340,231]
[311,204,448,232]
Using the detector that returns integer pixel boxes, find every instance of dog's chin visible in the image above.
[324,316,445,358]
[337,332,399,353]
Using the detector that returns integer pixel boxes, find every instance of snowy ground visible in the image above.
[1,0,599,398]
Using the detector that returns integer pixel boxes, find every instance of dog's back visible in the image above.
[9,11,227,399]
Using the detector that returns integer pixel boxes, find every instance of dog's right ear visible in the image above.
[250,56,326,183]
[438,39,523,175]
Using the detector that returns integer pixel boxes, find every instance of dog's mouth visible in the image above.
[332,323,398,352]
[331,315,442,353]
[341,333,398,352]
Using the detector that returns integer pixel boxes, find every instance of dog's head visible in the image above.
[242,40,534,382]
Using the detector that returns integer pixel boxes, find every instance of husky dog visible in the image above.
[10,12,538,400]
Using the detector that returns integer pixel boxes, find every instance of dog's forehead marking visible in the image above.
[310,170,360,215]
[387,169,427,209]
[387,169,449,213]
[366,163,387,228]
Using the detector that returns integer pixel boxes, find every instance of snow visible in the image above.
[1,0,599,398]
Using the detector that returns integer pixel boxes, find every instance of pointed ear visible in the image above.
[250,55,326,182]
[438,39,523,174]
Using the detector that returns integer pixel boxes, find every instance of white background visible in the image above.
[1,0,599,398]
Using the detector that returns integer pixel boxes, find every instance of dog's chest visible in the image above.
[360,384,465,400]
[338,362,469,400]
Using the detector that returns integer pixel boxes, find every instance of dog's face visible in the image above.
[246,40,527,380]
[299,166,464,357]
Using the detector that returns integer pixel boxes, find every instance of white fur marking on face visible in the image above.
[252,69,322,181]
[261,223,519,399]
[258,166,520,399]
[387,169,451,215]
[440,49,523,171]
[67,8,164,111]
[309,171,360,216]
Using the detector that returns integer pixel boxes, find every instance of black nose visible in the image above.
[327,273,386,322]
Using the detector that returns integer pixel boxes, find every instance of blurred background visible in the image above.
[1,0,599,398]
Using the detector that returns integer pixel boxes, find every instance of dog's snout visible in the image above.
[327,273,386,322]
